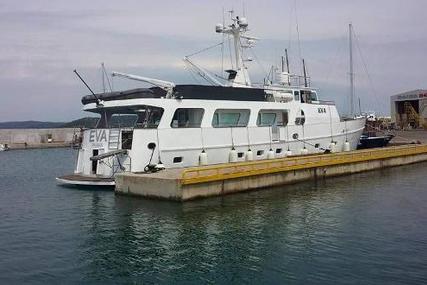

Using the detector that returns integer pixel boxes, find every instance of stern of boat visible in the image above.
[57,128,132,187]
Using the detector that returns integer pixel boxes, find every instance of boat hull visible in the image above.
[357,135,394,149]
[56,174,115,187]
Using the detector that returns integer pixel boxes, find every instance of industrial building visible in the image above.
[391,89,427,129]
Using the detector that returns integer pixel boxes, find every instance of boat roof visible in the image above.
[81,85,268,105]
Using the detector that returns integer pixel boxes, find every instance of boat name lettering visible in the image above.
[318,108,327,113]
[89,130,107,143]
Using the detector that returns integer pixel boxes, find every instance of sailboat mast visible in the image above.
[349,23,355,117]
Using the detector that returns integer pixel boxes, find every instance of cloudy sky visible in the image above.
[1,0,426,121]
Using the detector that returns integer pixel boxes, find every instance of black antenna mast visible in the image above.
[285,49,290,74]
[285,49,291,85]
[302,59,308,87]
[73,69,102,106]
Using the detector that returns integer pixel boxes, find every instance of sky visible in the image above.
[1,0,427,121]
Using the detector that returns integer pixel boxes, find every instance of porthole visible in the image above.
[237,152,244,158]
[173,157,183,163]
[257,150,264,156]
[147,142,156,149]
[276,148,282,154]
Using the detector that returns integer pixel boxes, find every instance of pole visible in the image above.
[285,48,290,85]
[349,23,355,117]
[73,69,100,104]
[281,56,285,72]
[302,59,308,87]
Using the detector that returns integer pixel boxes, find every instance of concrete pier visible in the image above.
[115,144,427,201]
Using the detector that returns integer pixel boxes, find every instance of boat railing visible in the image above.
[313,100,336,106]
[289,74,311,87]
[111,154,132,174]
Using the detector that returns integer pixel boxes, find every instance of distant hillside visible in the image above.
[61,117,99,128]
[0,121,64,129]
[0,117,99,129]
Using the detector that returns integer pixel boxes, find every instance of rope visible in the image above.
[352,29,382,114]
[185,42,224,58]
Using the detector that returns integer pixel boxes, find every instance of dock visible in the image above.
[115,144,427,201]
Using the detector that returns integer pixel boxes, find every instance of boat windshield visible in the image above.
[93,105,164,129]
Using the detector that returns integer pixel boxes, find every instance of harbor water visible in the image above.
[1,148,427,284]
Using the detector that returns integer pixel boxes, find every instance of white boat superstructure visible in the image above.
[58,13,365,186]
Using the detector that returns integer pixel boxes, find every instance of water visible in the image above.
[1,148,427,284]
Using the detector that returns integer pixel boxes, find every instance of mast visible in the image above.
[285,49,291,86]
[349,23,355,117]
[302,59,308,87]
[281,56,285,72]
[285,49,290,74]
[215,13,257,87]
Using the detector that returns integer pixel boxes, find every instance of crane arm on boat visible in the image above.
[90,149,128,161]
[112,71,175,98]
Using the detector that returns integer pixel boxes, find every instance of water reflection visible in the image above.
[75,164,427,284]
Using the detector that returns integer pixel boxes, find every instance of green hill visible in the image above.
[0,117,99,129]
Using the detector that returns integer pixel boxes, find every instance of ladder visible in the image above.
[404,102,424,128]
[108,129,120,149]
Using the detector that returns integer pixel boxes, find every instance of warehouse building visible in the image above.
[391,89,427,129]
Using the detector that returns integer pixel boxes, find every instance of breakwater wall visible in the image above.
[0,128,79,149]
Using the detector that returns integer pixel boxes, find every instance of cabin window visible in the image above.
[237,152,244,158]
[276,148,282,154]
[258,113,276,126]
[95,111,107,128]
[171,108,204,128]
[135,106,164,129]
[295,110,306,125]
[310,91,318,101]
[300,90,318,103]
[212,109,250,127]
[109,114,138,128]
[121,130,133,150]
[94,106,164,129]
[257,150,264,156]
[257,110,289,126]
[294,91,300,101]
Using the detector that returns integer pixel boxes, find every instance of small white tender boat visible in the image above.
[0,144,9,151]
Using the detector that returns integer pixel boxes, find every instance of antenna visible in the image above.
[285,49,290,73]
[73,69,102,106]
[281,56,285,72]
[302,59,308,87]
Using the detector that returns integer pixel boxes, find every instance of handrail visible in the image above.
[181,144,427,185]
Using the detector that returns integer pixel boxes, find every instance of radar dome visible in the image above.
[238,17,248,27]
